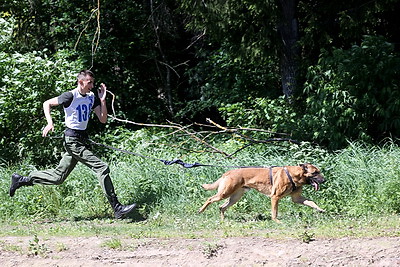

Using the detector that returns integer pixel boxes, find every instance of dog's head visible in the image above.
[299,163,325,191]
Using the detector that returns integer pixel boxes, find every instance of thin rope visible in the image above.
[88,139,271,169]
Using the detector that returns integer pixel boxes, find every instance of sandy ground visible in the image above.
[0,235,399,266]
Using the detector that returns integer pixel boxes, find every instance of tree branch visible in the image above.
[106,90,299,158]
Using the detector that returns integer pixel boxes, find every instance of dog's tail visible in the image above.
[201,178,222,191]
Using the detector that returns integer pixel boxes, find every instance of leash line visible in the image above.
[50,135,297,190]
[89,139,159,161]
[88,139,271,169]
[48,135,275,169]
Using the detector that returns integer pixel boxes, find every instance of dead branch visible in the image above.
[186,29,207,50]
[106,90,298,158]
[74,0,101,69]
[168,121,230,156]
[204,118,290,136]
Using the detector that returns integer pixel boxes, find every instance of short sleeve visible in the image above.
[92,95,100,109]
[58,92,73,108]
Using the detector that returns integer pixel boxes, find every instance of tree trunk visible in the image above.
[278,0,299,99]
[150,0,174,116]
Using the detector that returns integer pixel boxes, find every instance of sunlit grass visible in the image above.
[0,213,398,240]
[1,140,399,239]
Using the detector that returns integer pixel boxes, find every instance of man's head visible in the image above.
[77,70,94,95]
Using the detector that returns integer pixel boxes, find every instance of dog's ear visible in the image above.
[299,163,308,172]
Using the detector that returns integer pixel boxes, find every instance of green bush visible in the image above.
[0,17,13,52]
[303,36,400,149]
[0,49,83,165]
[219,96,297,134]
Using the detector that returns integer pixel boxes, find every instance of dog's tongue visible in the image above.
[312,182,319,191]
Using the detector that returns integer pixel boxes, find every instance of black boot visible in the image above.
[9,173,33,197]
[109,195,137,219]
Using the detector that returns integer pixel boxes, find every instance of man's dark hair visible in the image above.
[77,70,94,81]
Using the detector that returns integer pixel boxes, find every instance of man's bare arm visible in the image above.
[42,97,59,137]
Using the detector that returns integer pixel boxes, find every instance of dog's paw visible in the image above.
[272,218,282,224]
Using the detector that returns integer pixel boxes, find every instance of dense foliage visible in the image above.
[0,49,83,165]
[1,0,400,163]
[303,36,400,148]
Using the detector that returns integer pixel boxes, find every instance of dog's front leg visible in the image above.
[270,196,281,223]
[291,194,325,212]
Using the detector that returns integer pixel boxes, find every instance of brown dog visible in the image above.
[198,163,325,223]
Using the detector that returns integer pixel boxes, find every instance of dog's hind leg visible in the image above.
[198,193,225,214]
[199,178,225,214]
[219,188,246,220]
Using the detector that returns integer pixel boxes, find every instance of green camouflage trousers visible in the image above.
[29,135,116,199]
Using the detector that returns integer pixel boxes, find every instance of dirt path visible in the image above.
[1,236,399,266]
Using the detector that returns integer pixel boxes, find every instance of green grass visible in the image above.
[0,214,398,240]
[101,237,123,249]
[1,139,399,240]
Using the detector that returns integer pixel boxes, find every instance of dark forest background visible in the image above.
[1,0,400,165]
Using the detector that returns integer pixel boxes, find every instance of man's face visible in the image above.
[79,75,94,94]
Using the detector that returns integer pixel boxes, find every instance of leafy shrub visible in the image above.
[0,17,13,52]
[218,96,297,135]
[0,49,83,165]
[303,35,400,149]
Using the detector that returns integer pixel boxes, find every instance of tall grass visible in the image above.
[1,133,399,233]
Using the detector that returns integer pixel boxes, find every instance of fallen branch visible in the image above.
[106,90,299,158]
[168,121,230,157]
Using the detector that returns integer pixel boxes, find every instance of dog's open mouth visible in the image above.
[309,173,325,191]
[310,180,320,191]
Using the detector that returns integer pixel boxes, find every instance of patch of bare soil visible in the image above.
[0,236,399,266]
